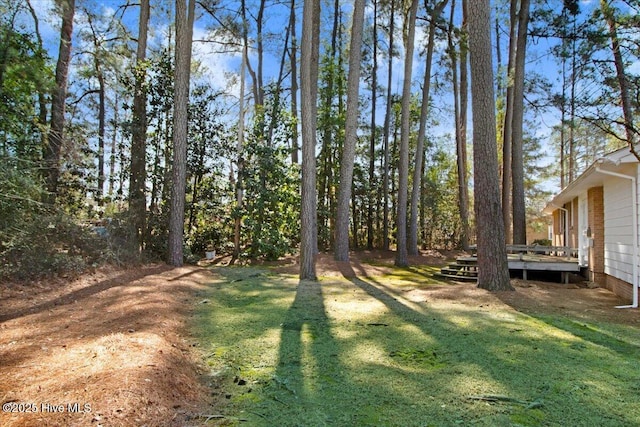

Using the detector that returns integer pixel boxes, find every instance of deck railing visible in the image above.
[469,245,578,260]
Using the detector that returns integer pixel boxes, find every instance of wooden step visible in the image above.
[435,272,478,282]
[437,254,480,282]
[440,267,478,277]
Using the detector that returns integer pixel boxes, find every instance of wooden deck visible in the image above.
[438,245,581,283]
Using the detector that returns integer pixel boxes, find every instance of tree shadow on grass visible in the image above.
[206,263,640,426]
[336,262,640,426]
[528,315,640,358]
[267,279,349,425]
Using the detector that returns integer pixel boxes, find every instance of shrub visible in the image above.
[0,212,107,280]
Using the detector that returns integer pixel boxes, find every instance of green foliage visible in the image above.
[316,52,347,251]
[184,84,235,257]
[186,175,234,256]
[242,103,300,260]
[422,145,463,249]
[0,22,53,159]
[0,157,44,227]
[533,239,551,246]
[0,211,107,280]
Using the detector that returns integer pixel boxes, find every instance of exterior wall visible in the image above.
[601,164,639,302]
[603,176,634,284]
[605,274,634,302]
[587,186,605,285]
[527,222,550,244]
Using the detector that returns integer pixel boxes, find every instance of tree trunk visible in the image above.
[289,0,299,164]
[85,12,107,203]
[382,1,395,251]
[501,0,517,244]
[108,92,118,197]
[457,0,470,251]
[233,0,249,261]
[129,0,149,250]
[467,0,513,291]
[44,0,75,204]
[167,0,195,266]
[317,0,342,251]
[256,0,265,107]
[96,64,106,203]
[335,0,366,262]
[300,0,320,280]
[601,0,639,160]
[395,0,418,267]
[409,0,448,256]
[511,0,530,245]
[367,0,378,251]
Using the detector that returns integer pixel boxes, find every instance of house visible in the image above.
[543,147,639,308]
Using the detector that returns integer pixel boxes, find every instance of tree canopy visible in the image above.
[1,0,635,283]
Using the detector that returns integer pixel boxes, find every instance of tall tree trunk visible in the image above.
[457,0,470,251]
[167,0,195,266]
[289,0,299,164]
[382,1,395,251]
[44,0,75,204]
[568,14,577,183]
[318,0,342,251]
[560,14,567,189]
[335,0,366,262]
[395,0,418,267]
[256,0,265,107]
[367,0,378,251]
[601,0,639,160]
[467,0,513,291]
[108,92,118,197]
[501,0,517,244]
[86,12,106,203]
[129,0,149,250]
[97,70,106,203]
[234,0,249,261]
[409,0,448,256]
[511,0,530,245]
[240,1,259,111]
[300,0,320,280]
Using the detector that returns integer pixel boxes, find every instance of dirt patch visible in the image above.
[497,279,640,326]
[0,265,215,427]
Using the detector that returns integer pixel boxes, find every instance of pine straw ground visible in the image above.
[0,264,216,427]
[1,251,640,426]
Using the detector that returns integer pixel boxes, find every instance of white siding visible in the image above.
[603,171,636,284]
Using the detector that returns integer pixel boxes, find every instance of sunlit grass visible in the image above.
[193,264,640,426]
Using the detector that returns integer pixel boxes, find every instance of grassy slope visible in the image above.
[193,265,640,427]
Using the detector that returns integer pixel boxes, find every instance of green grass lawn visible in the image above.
[193,265,640,426]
